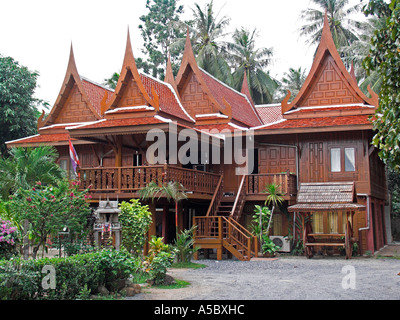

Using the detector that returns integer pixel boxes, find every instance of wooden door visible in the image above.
[308,142,325,182]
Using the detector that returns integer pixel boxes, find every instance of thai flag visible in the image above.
[69,139,80,174]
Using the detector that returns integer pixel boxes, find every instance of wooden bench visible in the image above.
[304,233,347,256]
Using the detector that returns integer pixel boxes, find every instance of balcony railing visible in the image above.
[78,165,221,195]
[246,172,297,196]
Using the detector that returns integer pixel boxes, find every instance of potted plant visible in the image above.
[261,235,280,257]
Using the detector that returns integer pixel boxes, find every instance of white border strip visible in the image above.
[252,119,288,130]
[195,113,229,119]
[105,106,155,114]
[66,119,107,130]
[6,134,41,144]
[284,103,373,114]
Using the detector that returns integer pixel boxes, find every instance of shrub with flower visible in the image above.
[0,219,19,259]
[9,179,92,259]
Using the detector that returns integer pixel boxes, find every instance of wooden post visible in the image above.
[162,204,168,243]
[144,202,157,255]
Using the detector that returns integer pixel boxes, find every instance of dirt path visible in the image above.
[128,256,400,300]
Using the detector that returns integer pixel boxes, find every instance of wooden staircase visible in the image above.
[193,175,258,261]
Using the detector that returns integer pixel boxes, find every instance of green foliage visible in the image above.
[363,0,400,170]
[119,199,152,255]
[299,0,363,49]
[9,179,91,259]
[250,205,271,242]
[261,235,281,255]
[0,56,40,155]
[172,225,198,263]
[138,0,185,79]
[0,146,66,200]
[144,236,175,285]
[228,27,278,104]
[0,249,141,300]
[277,67,307,102]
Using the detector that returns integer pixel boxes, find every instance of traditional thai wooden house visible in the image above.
[7,15,388,258]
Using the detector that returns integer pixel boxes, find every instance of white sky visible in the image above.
[0,0,365,107]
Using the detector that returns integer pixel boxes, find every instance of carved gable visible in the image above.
[54,82,97,124]
[180,70,218,116]
[299,55,363,107]
[116,72,147,108]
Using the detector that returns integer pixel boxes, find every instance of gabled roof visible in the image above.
[288,182,365,212]
[174,30,263,128]
[38,44,103,128]
[101,30,194,124]
[281,12,379,115]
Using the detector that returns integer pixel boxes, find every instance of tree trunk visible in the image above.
[23,219,29,260]
[266,205,275,235]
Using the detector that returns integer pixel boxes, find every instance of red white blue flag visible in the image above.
[69,139,80,174]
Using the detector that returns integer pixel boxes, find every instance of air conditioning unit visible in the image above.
[269,236,291,253]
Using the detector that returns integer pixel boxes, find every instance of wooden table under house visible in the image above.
[288,182,365,259]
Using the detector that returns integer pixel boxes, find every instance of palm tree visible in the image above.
[173,0,233,85]
[340,15,387,95]
[139,181,188,235]
[278,67,307,102]
[299,0,364,50]
[103,72,120,90]
[263,183,284,235]
[227,27,278,104]
[0,146,66,200]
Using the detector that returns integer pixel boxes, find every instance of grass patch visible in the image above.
[172,261,207,269]
[154,279,190,289]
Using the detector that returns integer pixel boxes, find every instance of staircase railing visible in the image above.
[193,215,258,260]
[206,175,223,217]
[230,175,247,220]
[224,217,258,259]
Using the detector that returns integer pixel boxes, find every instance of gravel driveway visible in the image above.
[130,256,400,300]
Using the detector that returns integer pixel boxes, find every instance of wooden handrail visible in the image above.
[230,175,246,217]
[206,175,223,216]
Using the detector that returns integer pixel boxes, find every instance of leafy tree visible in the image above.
[138,0,185,79]
[277,67,307,102]
[299,0,363,50]
[119,199,152,255]
[227,27,278,104]
[263,183,284,235]
[363,0,400,170]
[0,146,66,200]
[0,55,40,155]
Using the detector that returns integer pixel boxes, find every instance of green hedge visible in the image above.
[0,249,141,300]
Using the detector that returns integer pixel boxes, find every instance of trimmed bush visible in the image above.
[0,249,141,300]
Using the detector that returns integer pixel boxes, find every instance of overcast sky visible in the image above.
[0,0,366,107]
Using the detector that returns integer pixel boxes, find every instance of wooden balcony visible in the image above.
[246,172,297,200]
[78,165,221,199]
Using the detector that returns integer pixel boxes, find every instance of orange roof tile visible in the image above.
[81,78,113,115]
[200,69,262,127]
[255,104,283,125]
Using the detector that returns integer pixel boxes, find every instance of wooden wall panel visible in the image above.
[258,146,296,174]
[300,56,362,107]
[118,74,147,108]
[180,72,217,116]
[55,83,97,123]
